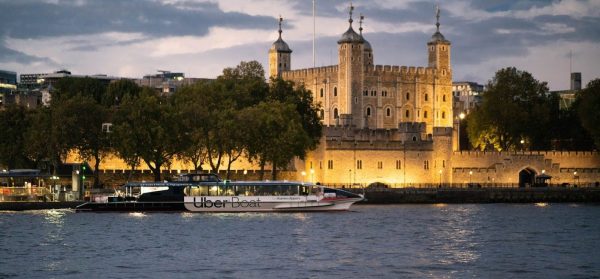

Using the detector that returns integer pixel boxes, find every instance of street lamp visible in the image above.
[469,170,473,184]
[301,171,306,182]
[243,169,248,180]
[573,171,578,186]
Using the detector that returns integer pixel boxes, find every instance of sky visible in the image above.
[1,0,599,91]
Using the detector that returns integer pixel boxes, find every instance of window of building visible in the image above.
[442,111,446,119]
[366,107,371,117]
[377,161,383,169]
[386,108,391,117]
[406,92,410,100]
[320,88,324,98]
[371,90,376,96]
[396,160,401,170]
[355,97,358,104]
[327,160,334,170]
[382,90,388,97]
[363,90,368,96]
[357,160,362,170]
[319,161,322,169]
[405,109,410,118]
[334,87,337,96]
[424,111,428,118]
[424,160,429,170]
[334,108,339,119]
[443,95,446,102]
[425,94,429,101]
[412,136,417,142]
[442,160,445,168]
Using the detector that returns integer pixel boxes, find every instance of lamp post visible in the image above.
[458,112,465,151]
[301,171,306,183]
[573,171,578,186]
[243,169,248,180]
[439,169,443,187]
[310,169,314,184]
[469,170,473,184]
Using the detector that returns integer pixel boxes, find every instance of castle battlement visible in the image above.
[368,65,437,76]
[282,65,338,79]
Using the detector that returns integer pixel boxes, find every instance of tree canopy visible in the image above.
[466,67,556,151]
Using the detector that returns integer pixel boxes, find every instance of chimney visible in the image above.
[570,72,581,90]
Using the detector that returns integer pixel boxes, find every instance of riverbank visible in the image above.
[357,187,600,204]
[0,201,83,211]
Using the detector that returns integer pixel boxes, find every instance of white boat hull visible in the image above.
[183,196,361,212]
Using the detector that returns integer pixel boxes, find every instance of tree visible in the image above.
[53,77,107,104]
[25,107,70,175]
[466,67,553,151]
[0,105,32,169]
[53,95,109,187]
[113,88,180,181]
[578,78,600,149]
[240,101,312,180]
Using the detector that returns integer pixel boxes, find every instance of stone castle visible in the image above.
[265,5,600,187]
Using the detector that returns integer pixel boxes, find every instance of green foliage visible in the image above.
[0,105,32,169]
[467,67,554,151]
[578,79,600,148]
[113,88,180,181]
[53,77,107,103]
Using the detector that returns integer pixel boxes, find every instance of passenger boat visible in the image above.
[75,173,363,212]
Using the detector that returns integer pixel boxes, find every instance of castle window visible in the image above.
[377,161,383,169]
[334,108,339,119]
[396,160,401,170]
[442,111,446,119]
[371,90,376,96]
[327,160,334,170]
[413,136,417,142]
[320,161,322,169]
[442,160,446,168]
[406,92,410,100]
[386,108,391,117]
[424,160,429,170]
[320,88,324,98]
[425,94,429,101]
[443,95,446,102]
[334,87,337,97]
[366,107,371,117]
[357,160,362,170]
[405,110,410,118]
[363,90,368,96]
[279,63,282,67]
[424,111,428,119]
[284,63,287,68]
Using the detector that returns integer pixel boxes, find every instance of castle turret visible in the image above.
[427,6,451,72]
[269,17,292,79]
[337,4,364,126]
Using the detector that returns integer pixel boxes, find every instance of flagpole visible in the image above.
[313,0,316,67]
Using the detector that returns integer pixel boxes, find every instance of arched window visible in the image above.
[425,94,429,101]
[443,95,446,102]
[366,107,371,117]
[442,111,446,119]
[334,87,338,97]
[386,108,391,117]
[320,88,324,98]
[406,92,410,100]
[334,108,339,119]
[424,111,428,118]
[405,110,410,118]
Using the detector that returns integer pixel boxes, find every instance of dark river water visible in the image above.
[1,204,599,278]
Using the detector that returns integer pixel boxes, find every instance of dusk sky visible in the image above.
[1,0,599,90]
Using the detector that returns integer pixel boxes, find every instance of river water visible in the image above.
[1,204,599,278]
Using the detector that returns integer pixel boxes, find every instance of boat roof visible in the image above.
[123,180,315,187]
